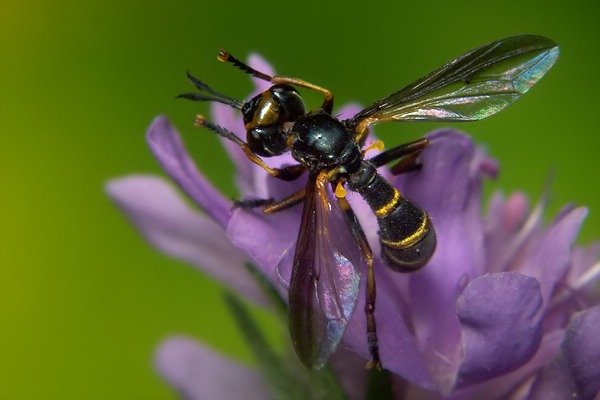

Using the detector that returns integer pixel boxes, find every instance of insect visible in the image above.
[179,35,559,370]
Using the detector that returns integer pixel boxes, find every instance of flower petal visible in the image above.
[210,102,255,192]
[446,330,563,400]
[485,192,532,273]
[146,116,232,228]
[337,103,363,120]
[106,175,267,304]
[155,336,269,400]
[528,306,600,399]
[526,357,578,400]
[390,129,490,389]
[456,272,543,388]
[519,207,588,308]
[569,242,600,286]
[227,205,300,286]
[563,305,600,397]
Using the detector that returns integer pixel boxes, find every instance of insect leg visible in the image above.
[195,115,306,181]
[234,189,306,214]
[233,198,275,210]
[337,195,382,370]
[217,50,274,82]
[218,50,334,113]
[263,188,306,214]
[369,138,430,175]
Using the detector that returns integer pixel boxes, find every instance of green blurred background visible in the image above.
[2,0,598,398]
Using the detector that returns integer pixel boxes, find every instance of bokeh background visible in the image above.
[2,0,598,398]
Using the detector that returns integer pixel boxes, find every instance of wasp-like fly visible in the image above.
[179,35,559,370]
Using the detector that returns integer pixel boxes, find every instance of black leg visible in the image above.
[263,189,306,214]
[368,138,429,175]
[233,189,306,215]
[233,198,275,210]
[337,195,382,370]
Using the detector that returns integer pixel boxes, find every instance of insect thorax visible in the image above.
[289,111,362,173]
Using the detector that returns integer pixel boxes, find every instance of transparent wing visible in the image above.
[288,174,361,369]
[348,35,559,124]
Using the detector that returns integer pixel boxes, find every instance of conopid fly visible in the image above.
[179,35,559,370]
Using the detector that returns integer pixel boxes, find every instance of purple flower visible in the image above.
[107,55,600,399]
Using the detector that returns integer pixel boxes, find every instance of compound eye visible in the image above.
[247,126,288,157]
[272,85,306,120]
[241,94,263,126]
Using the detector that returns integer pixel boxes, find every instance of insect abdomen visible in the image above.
[349,163,436,272]
[377,196,436,272]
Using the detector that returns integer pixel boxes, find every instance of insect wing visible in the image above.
[349,35,559,124]
[288,174,361,369]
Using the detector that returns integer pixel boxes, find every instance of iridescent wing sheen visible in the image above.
[288,173,361,369]
[348,35,559,125]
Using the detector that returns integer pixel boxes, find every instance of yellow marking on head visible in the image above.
[381,215,429,249]
[374,188,401,218]
[255,96,279,125]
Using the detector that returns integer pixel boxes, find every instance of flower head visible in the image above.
[107,55,600,399]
